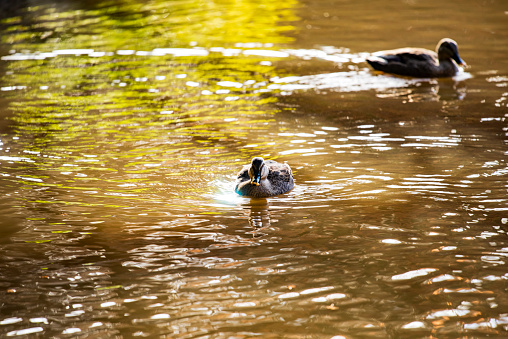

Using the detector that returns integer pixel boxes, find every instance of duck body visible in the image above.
[366,38,466,78]
[235,157,294,198]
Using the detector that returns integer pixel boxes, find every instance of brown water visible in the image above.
[0,0,507,337]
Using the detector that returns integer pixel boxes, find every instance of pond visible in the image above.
[0,0,507,337]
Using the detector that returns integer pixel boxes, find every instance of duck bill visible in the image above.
[454,54,466,66]
[250,172,261,186]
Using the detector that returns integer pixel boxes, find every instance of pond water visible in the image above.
[0,0,507,337]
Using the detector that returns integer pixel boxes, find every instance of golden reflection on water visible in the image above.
[1,0,508,337]
[1,54,294,211]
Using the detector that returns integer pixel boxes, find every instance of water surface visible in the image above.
[1,0,508,337]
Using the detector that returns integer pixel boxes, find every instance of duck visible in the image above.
[234,157,294,198]
[366,38,466,78]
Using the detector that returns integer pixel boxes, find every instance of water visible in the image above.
[0,0,507,337]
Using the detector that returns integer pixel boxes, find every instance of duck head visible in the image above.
[249,157,269,186]
[437,38,466,66]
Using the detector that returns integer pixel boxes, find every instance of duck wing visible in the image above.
[367,48,438,77]
[265,161,293,184]
[236,165,250,181]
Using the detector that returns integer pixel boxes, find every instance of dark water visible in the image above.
[0,0,507,337]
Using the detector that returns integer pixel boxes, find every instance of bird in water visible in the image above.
[234,157,294,198]
[366,38,466,78]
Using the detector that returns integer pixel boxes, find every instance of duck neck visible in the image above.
[437,58,458,76]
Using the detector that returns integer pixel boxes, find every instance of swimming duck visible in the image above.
[234,157,294,198]
[366,38,466,78]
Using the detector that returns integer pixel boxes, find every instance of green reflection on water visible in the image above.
[3,0,297,50]
[0,0,298,211]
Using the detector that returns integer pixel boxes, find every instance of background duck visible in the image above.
[366,38,466,78]
[235,157,294,198]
